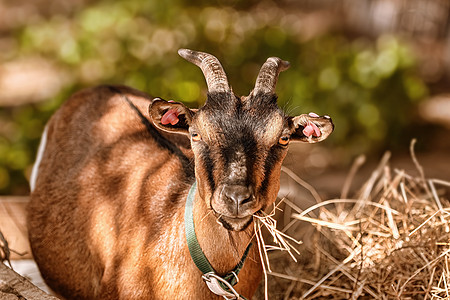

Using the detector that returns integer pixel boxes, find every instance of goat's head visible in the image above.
[149,49,333,231]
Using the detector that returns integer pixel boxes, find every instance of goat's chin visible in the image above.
[218,215,253,231]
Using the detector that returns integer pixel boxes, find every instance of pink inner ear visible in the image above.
[161,109,179,125]
[303,121,321,137]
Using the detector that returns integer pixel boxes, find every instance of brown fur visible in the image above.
[28,85,262,299]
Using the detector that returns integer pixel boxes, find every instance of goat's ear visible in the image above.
[290,113,334,143]
[149,98,195,136]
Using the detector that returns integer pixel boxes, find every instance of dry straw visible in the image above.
[256,140,450,299]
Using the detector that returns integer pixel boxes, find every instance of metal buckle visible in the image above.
[202,272,241,299]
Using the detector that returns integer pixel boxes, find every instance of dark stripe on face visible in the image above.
[221,131,258,182]
[221,145,234,169]
[243,134,257,186]
[201,146,216,191]
[260,146,283,196]
[220,130,258,185]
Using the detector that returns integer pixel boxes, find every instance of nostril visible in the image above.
[240,195,253,206]
[223,185,253,207]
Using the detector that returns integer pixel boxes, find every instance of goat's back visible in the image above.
[28,85,194,299]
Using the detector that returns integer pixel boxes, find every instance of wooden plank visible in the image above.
[0,262,58,299]
[0,197,31,259]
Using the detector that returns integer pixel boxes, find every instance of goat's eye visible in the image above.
[191,133,201,142]
[278,136,290,146]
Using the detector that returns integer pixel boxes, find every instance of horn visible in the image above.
[178,49,230,93]
[252,57,290,95]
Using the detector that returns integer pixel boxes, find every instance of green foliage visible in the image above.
[0,0,428,194]
[280,35,427,157]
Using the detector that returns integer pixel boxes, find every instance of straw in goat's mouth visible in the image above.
[254,206,302,264]
[253,202,303,300]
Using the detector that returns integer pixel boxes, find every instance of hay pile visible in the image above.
[257,142,450,299]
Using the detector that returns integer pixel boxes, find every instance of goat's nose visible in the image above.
[223,185,253,207]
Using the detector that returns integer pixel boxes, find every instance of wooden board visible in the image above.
[0,197,31,260]
[0,262,58,299]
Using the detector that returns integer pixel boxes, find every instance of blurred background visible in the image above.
[1,0,450,195]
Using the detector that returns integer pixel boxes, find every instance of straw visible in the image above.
[255,143,450,299]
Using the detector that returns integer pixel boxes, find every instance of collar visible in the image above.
[184,182,252,299]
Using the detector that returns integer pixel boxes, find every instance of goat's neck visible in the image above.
[192,191,254,275]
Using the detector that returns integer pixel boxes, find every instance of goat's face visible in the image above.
[189,92,288,231]
[150,50,334,231]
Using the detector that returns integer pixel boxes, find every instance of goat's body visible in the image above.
[28,85,261,299]
[28,50,334,299]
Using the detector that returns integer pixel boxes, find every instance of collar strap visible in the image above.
[184,182,252,299]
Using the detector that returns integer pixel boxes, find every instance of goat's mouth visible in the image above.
[217,214,254,231]
[214,208,264,232]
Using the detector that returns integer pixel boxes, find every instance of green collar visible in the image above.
[184,182,252,299]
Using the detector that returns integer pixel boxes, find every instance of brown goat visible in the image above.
[27,49,334,299]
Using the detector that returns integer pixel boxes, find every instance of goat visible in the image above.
[27,49,334,299]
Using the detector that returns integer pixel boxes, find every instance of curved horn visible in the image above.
[252,57,290,95]
[178,49,230,93]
